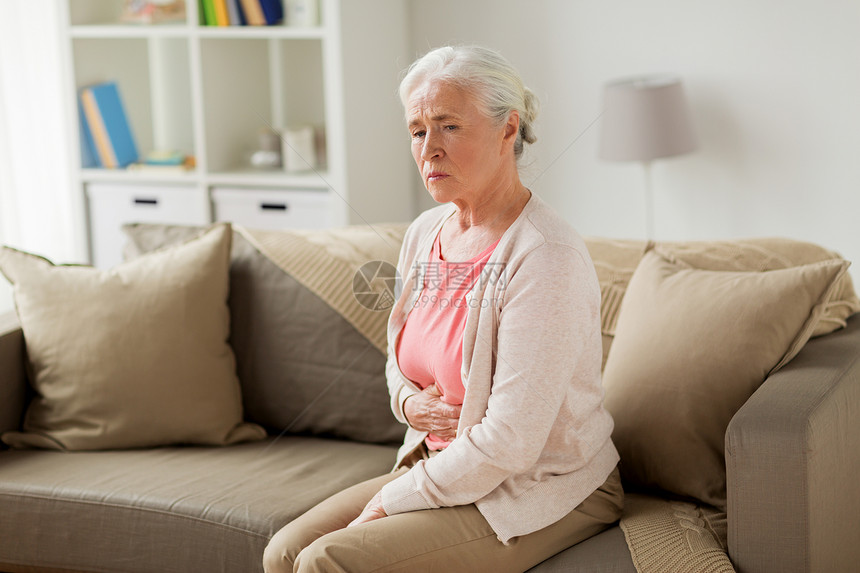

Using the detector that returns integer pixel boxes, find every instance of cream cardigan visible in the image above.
[380,193,620,543]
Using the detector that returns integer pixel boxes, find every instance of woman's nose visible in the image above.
[421,131,442,161]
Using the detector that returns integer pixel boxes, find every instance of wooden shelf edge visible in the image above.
[206,170,331,189]
[80,168,201,185]
[70,25,325,40]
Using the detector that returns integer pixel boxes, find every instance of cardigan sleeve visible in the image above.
[386,211,437,425]
[381,241,603,514]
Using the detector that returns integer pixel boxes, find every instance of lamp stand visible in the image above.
[641,160,654,241]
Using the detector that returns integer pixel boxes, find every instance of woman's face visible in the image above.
[406,80,517,205]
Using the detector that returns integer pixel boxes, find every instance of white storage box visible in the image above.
[87,183,210,269]
[211,188,332,231]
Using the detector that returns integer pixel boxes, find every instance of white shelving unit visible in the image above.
[60,0,414,267]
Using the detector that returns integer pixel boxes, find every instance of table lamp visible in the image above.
[598,75,697,239]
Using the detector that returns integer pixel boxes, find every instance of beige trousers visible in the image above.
[262,460,623,573]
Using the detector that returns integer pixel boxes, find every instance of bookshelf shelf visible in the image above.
[69,25,325,40]
[62,0,414,267]
[80,168,201,184]
[206,170,330,188]
[70,24,190,39]
[195,26,324,39]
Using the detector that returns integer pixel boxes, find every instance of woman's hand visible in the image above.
[404,384,461,441]
[347,490,386,527]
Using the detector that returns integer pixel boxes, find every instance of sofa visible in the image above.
[0,222,858,573]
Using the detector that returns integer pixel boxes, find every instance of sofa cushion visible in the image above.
[602,249,848,509]
[123,223,408,445]
[585,236,860,367]
[0,224,266,451]
[526,526,636,573]
[0,436,397,573]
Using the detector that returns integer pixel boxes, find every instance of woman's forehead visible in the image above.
[406,81,476,122]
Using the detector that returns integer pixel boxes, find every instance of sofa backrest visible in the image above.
[0,312,26,441]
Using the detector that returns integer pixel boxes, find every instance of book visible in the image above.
[80,90,114,167]
[79,82,139,169]
[213,0,230,25]
[201,0,213,25]
[78,101,99,168]
[239,0,265,25]
[201,0,216,25]
[143,150,187,165]
[258,0,283,25]
[225,0,245,25]
[127,152,195,173]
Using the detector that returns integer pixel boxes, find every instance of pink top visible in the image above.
[396,232,500,450]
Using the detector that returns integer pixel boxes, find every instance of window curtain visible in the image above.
[0,0,78,258]
[0,0,77,312]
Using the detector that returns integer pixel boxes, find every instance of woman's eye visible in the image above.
[411,131,425,139]
[445,125,457,131]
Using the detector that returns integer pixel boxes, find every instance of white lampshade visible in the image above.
[598,75,697,162]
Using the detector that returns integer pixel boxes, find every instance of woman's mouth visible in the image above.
[427,172,448,182]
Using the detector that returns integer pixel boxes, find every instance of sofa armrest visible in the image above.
[0,311,26,440]
[726,314,860,573]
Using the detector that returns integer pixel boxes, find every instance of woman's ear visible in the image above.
[502,110,520,149]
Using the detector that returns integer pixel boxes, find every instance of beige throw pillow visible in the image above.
[123,222,410,445]
[602,249,848,509]
[0,223,266,450]
[584,237,860,370]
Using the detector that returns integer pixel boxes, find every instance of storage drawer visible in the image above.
[87,183,210,269]
[212,187,332,231]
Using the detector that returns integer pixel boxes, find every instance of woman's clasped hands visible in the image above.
[403,384,462,442]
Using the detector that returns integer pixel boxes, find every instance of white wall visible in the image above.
[2,0,858,317]
[407,0,860,282]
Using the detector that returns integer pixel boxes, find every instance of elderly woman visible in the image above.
[263,45,622,573]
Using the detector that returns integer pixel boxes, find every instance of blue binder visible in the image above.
[81,81,139,168]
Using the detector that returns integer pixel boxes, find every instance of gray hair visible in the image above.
[399,46,539,159]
